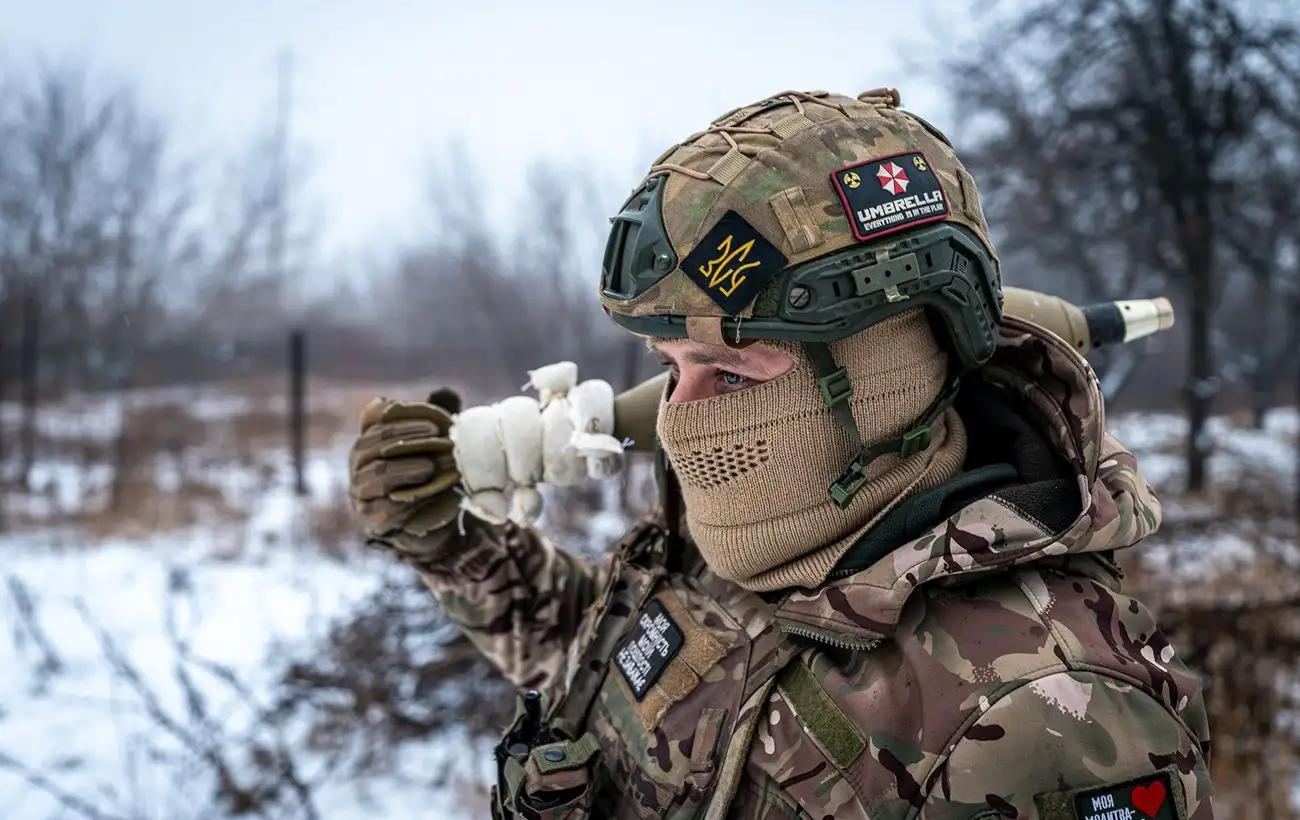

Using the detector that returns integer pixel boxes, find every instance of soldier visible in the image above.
[348,90,1214,819]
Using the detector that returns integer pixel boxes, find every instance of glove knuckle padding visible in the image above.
[378,435,453,460]
[351,460,391,501]
[384,418,441,439]
[358,397,391,431]
[379,400,454,429]
[353,456,435,500]
[389,468,460,503]
[402,492,463,539]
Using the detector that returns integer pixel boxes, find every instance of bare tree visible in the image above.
[365,154,642,397]
[0,54,321,522]
[948,56,1177,403]
[0,62,130,486]
[1216,139,1300,428]
[951,0,1300,491]
[175,129,316,342]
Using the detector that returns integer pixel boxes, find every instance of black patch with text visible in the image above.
[613,600,684,701]
[830,151,950,243]
[1068,772,1180,820]
[679,209,787,315]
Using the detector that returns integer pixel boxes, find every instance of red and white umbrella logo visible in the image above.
[876,161,909,195]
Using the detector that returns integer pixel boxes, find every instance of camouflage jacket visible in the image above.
[415,318,1214,820]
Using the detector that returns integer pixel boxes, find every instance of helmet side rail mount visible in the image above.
[603,211,998,371]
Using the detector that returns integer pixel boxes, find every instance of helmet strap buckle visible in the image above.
[829,454,871,509]
[899,425,933,458]
[817,367,854,409]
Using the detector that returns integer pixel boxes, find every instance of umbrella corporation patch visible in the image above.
[614,600,685,702]
[1036,771,1184,820]
[830,151,951,243]
[679,209,788,315]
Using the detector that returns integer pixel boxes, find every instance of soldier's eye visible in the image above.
[718,371,750,391]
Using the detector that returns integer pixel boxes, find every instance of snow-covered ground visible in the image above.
[0,387,501,819]
[0,445,496,818]
[0,388,1296,819]
[1109,407,1298,494]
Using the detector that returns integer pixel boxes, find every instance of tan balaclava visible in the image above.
[656,307,968,592]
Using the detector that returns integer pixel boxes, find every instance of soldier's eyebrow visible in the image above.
[681,348,748,370]
[646,339,751,371]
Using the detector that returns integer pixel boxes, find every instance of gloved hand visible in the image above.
[348,391,464,562]
[349,362,627,561]
[450,361,626,525]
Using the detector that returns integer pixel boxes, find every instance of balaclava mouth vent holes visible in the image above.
[672,440,772,490]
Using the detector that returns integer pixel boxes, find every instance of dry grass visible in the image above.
[79,474,239,540]
[1123,467,1300,819]
[307,483,362,561]
[224,405,346,454]
[0,378,396,543]
[122,401,210,451]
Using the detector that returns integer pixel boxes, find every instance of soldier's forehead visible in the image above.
[651,338,790,368]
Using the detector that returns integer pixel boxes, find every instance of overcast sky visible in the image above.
[3,0,974,260]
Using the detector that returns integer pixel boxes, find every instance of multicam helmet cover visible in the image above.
[600,89,1003,370]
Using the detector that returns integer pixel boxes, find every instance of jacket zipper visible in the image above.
[776,618,882,651]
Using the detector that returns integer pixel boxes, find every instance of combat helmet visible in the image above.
[600,89,1003,508]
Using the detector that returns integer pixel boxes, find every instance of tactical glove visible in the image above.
[349,394,464,562]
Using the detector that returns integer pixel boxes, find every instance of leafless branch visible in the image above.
[0,750,128,820]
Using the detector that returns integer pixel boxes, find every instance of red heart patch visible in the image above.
[1131,781,1167,816]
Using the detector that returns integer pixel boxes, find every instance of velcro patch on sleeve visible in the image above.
[1035,769,1186,820]
[776,659,866,770]
[679,210,788,316]
[614,599,685,701]
[830,151,950,243]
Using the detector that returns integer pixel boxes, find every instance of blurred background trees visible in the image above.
[952,0,1300,492]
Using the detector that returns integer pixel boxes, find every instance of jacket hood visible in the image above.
[773,315,1163,644]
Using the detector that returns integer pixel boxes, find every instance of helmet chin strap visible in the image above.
[801,341,963,509]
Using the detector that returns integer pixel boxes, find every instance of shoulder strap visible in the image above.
[546,519,667,739]
[704,632,806,820]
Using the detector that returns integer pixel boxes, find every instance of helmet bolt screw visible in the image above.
[788,286,812,309]
[654,254,675,273]
[644,177,660,191]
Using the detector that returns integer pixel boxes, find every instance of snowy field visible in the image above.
[0,384,502,819]
[0,383,1296,819]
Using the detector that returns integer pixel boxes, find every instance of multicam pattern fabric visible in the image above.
[599,89,996,323]
[413,318,1214,819]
